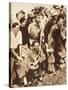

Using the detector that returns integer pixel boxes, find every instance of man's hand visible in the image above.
[17,56,23,62]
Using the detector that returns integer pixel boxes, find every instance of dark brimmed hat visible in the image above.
[53,5,60,9]
[16,10,25,18]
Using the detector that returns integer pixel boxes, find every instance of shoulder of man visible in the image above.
[51,24,58,31]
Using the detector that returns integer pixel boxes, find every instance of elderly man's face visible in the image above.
[17,13,25,20]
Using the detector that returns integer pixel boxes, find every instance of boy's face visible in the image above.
[15,25,20,31]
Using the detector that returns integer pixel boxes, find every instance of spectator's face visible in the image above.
[54,15,58,20]
[32,18,35,22]
[33,42,39,54]
[46,10,50,17]
[15,25,19,31]
[57,18,64,27]
[17,13,25,20]
[35,16,40,23]
[34,42,39,47]
[41,10,45,16]
[21,19,26,27]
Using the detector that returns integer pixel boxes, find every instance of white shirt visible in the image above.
[10,30,22,49]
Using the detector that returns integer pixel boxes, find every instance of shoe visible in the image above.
[39,76,43,81]
[53,72,56,75]
[10,84,19,88]
[24,84,28,87]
